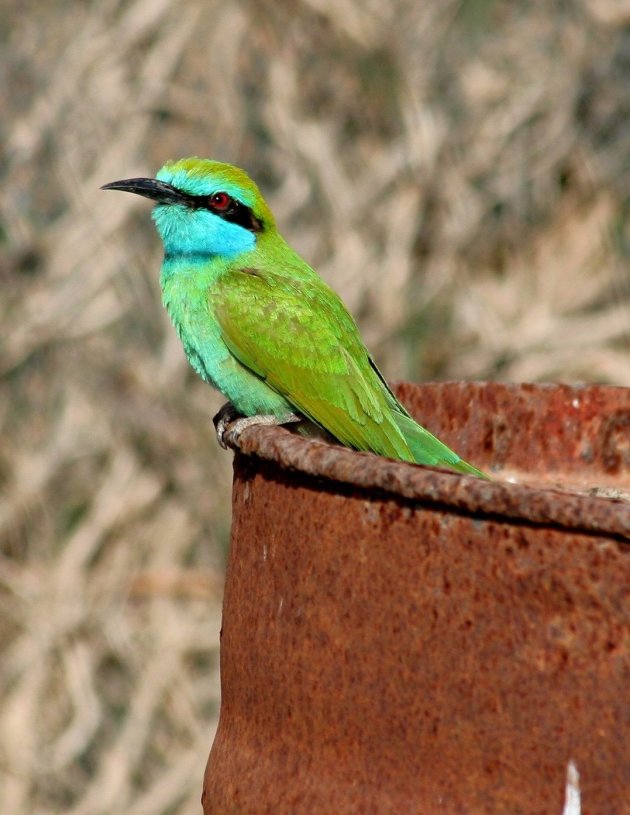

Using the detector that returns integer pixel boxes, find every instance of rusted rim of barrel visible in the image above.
[228,425,630,544]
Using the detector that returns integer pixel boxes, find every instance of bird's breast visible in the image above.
[160,265,230,387]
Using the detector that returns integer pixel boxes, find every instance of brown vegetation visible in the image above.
[1,1,628,812]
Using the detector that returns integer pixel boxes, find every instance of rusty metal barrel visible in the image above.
[202,382,630,815]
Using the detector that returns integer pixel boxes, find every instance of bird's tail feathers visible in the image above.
[393,412,489,479]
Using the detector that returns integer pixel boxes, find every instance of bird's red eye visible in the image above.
[210,192,231,211]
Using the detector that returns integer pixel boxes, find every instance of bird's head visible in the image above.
[102,158,275,259]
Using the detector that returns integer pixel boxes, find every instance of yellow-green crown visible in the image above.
[156,157,275,227]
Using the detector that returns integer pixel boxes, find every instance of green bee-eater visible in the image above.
[103,158,486,477]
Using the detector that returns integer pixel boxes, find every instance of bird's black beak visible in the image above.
[101,177,185,205]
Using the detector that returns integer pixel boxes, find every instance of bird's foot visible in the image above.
[222,413,302,449]
[213,402,241,449]
[213,402,301,450]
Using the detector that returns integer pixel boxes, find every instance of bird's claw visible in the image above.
[212,403,302,450]
[213,402,242,449]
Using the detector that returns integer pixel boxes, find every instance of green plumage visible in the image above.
[103,158,487,478]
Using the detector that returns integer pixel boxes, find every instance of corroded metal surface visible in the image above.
[203,382,630,815]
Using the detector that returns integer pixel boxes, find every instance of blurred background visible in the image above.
[1,0,629,813]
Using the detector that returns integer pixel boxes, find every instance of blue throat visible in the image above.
[152,203,256,262]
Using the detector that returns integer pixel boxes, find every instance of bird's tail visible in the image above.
[393,412,489,479]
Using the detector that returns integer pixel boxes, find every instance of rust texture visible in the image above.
[203,382,630,815]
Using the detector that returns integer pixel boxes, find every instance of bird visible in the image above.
[102,158,487,478]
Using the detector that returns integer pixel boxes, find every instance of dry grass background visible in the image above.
[1,1,629,813]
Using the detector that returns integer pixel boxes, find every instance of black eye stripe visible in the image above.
[180,191,263,233]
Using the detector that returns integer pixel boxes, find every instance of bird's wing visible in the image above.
[211,267,413,461]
